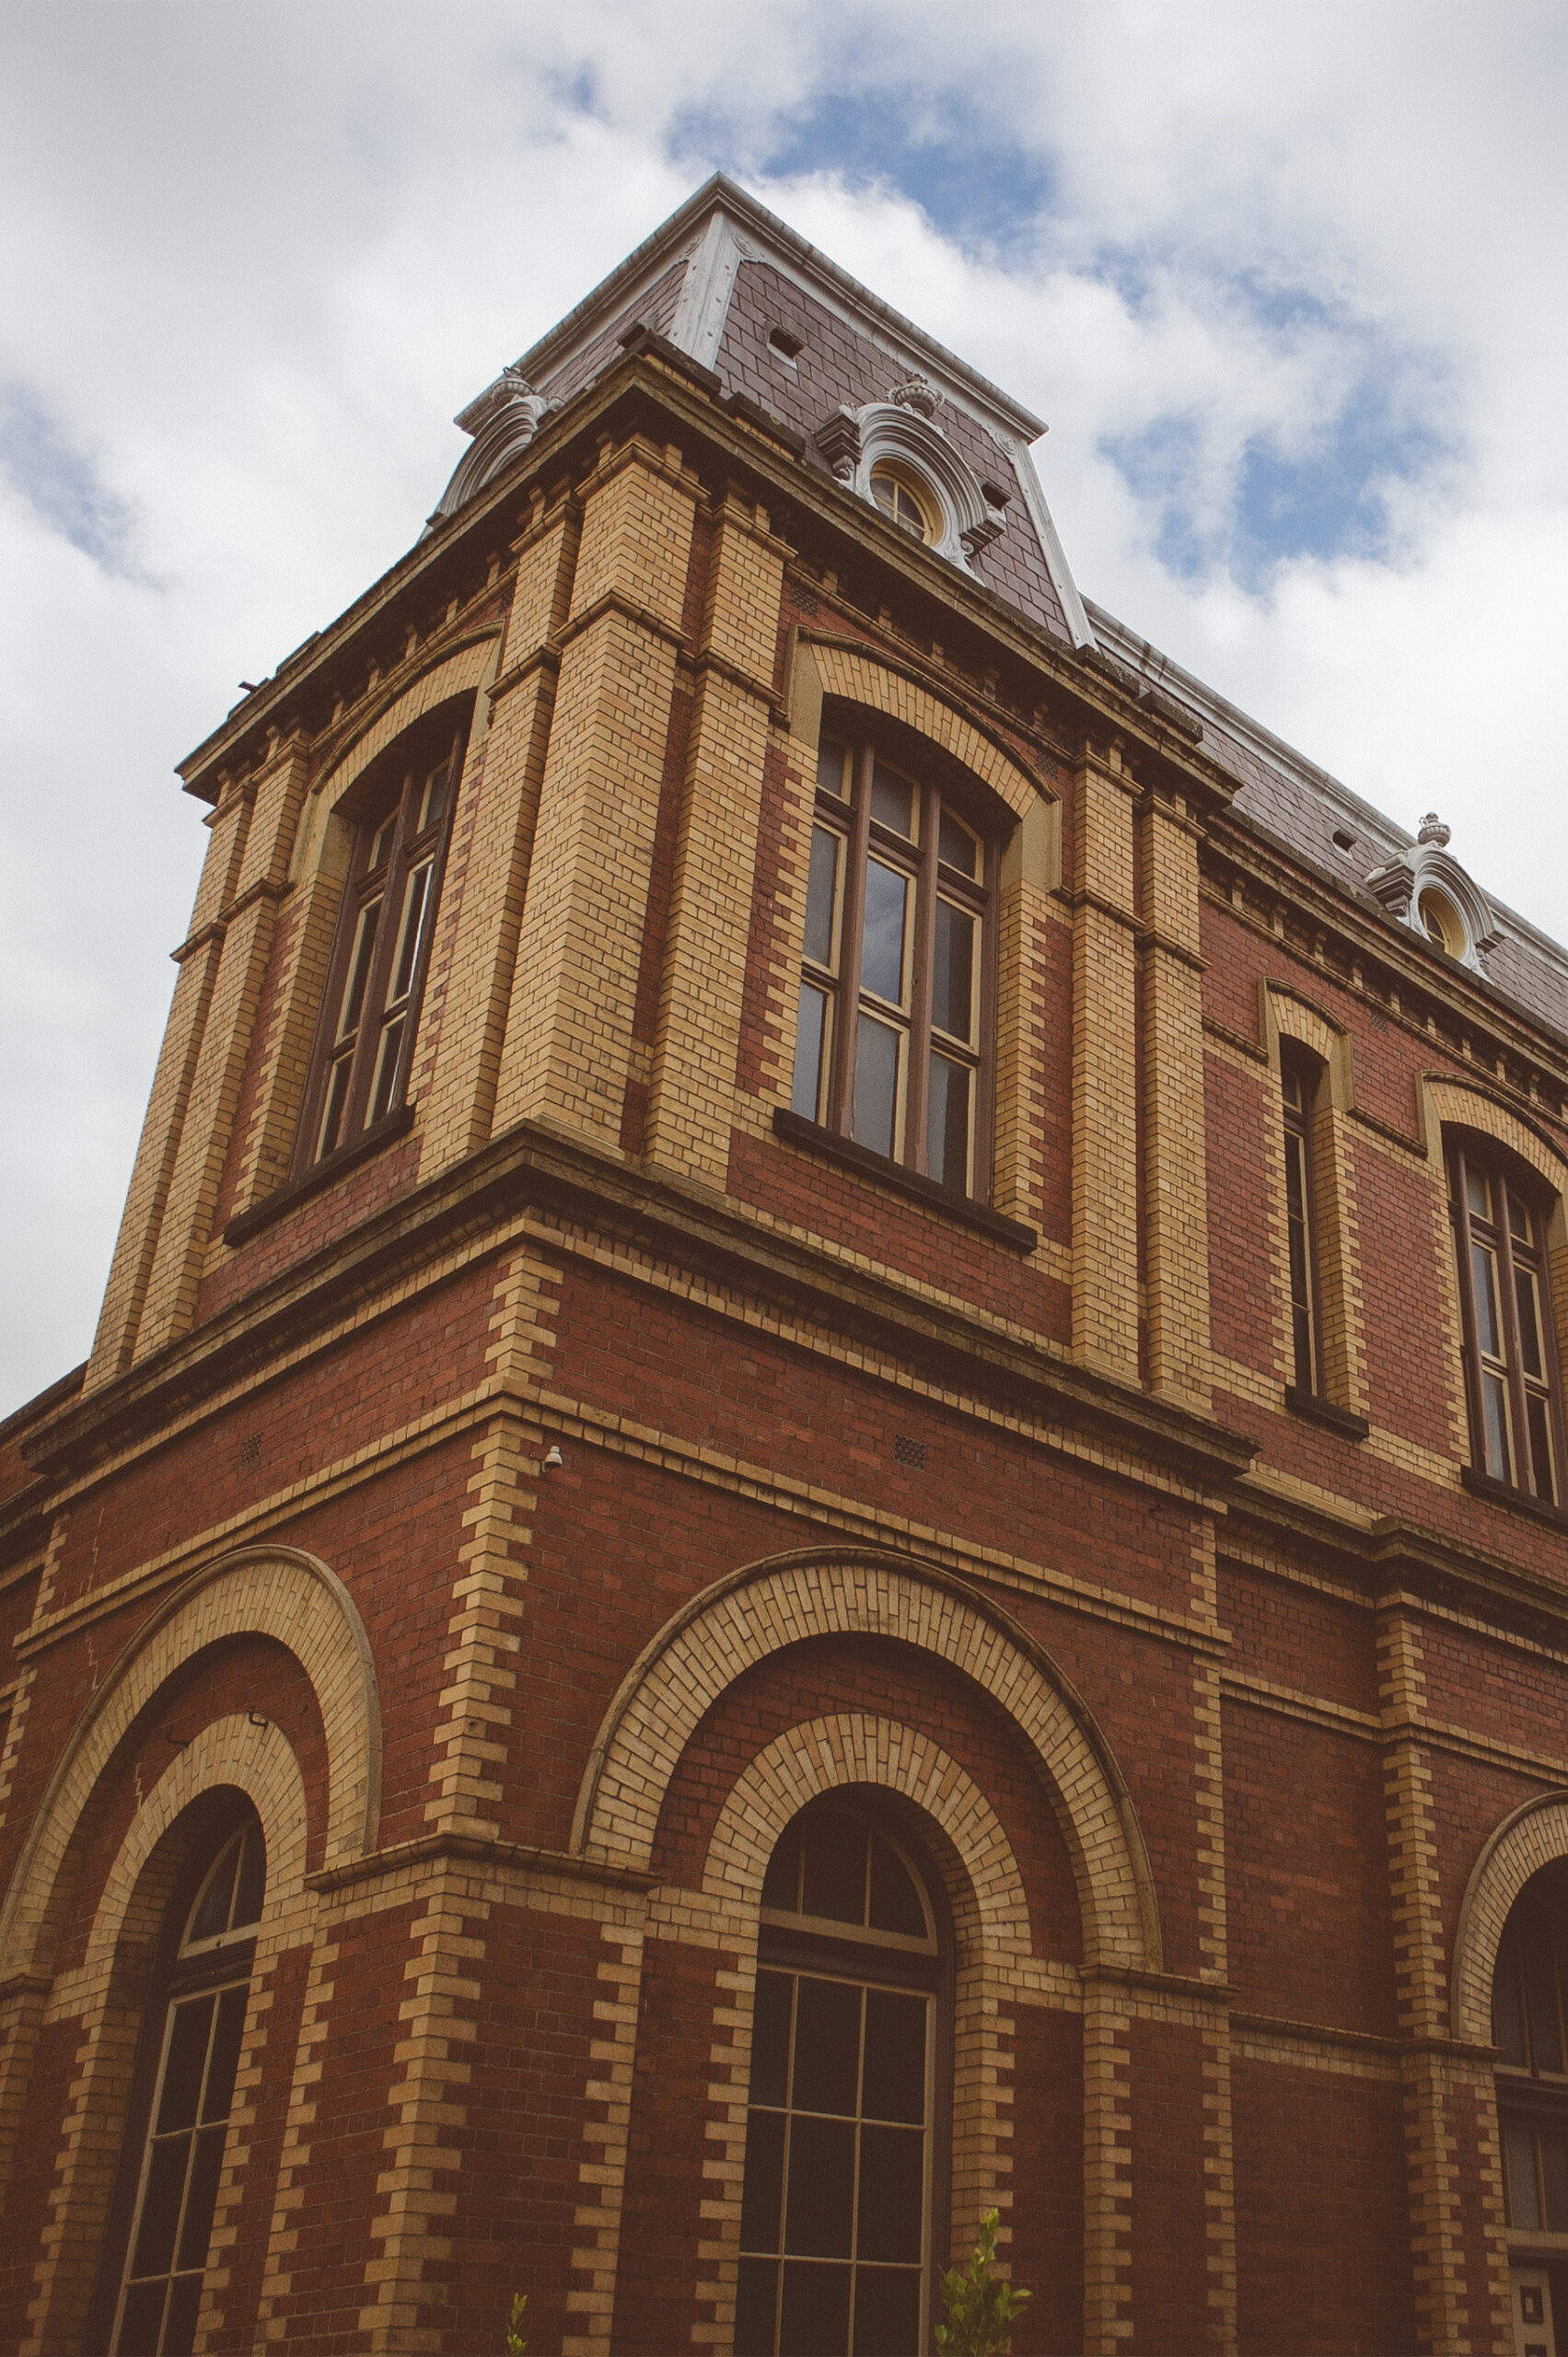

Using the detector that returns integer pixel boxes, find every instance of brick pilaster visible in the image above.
[85,775,255,1383]
[1139,789,1213,1409]
[417,503,578,1173]
[1071,744,1140,1380]
[134,740,309,1356]
[643,493,787,1188]
[491,439,699,1147]
[1082,1973,1134,2351]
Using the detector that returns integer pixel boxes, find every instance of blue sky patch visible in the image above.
[0,383,150,581]
[669,87,1055,254]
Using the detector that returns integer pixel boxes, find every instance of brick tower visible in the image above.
[3,175,1568,2357]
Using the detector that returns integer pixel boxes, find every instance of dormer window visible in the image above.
[869,463,935,543]
[1420,889,1463,956]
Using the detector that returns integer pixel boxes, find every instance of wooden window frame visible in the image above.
[1494,1882,1568,2241]
[1281,1050,1326,1399]
[293,717,466,1177]
[1448,1135,1566,1506]
[791,725,1000,1204]
[737,1800,953,2357]
[87,1806,265,2357]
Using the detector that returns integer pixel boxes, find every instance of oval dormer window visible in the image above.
[870,462,935,543]
[1420,888,1464,957]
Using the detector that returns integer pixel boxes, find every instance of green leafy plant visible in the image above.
[504,2291,527,2354]
[935,2209,1032,2357]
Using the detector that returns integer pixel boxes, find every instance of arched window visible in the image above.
[296,711,467,1172]
[737,1800,947,2357]
[1280,1049,1325,1399]
[1495,1867,1568,2342]
[869,464,936,544]
[1447,1135,1564,1504]
[792,726,997,1200]
[94,1807,266,2357]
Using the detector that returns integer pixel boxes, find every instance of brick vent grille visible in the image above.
[892,1434,927,1469]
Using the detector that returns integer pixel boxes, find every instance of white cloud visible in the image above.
[2,0,1565,1407]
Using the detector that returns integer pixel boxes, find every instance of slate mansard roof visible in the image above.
[444,174,1568,1047]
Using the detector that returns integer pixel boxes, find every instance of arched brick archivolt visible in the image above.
[572,1547,1160,1971]
[1451,1789,1568,2046]
[0,1544,379,1986]
[801,637,1051,824]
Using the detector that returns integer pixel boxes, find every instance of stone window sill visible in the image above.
[1283,1387,1370,1442]
[771,1108,1038,1254]
[1460,1462,1568,1532]
[222,1104,416,1248]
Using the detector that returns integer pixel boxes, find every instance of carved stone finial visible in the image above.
[889,374,938,419]
[1418,812,1451,847]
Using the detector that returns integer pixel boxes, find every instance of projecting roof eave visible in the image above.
[511,172,1049,447]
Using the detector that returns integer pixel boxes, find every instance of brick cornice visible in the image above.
[19,1115,1258,1499]
[306,1830,658,1897]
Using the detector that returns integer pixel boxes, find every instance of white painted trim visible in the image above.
[1005,437,1095,648]
[668,208,746,372]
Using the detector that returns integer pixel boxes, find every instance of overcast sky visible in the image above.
[3,0,1566,1413]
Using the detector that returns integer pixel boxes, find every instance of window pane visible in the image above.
[418,761,449,831]
[131,2135,190,2279]
[369,811,399,869]
[860,862,909,1004]
[1527,1393,1557,1505]
[1516,1266,1547,1381]
[853,1017,900,1160]
[188,1845,238,1947]
[203,1986,249,2123]
[1467,1164,1492,1222]
[1483,1373,1514,1483]
[1472,1243,1504,1362]
[931,900,975,1042]
[817,739,850,799]
[868,1839,926,1939]
[853,2265,921,2357]
[805,828,842,969]
[927,1055,971,1194]
[1509,1189,1534,1246]
[157,1998,214,2135]
[855,2124,924,2261]
[784,2116,855,2254]
[369,1016,407,1125]
[792,1980,862,2118]
[869,766,915,841]
[1545,2131,1568,2234]
[1284,1131,1315,1392]
[161,2272,205,2355]
[801,1815,868,1925]
[338,899,382,1041]
[317,1054,354,1160]
[389,861,432,1005]
[233,1827,265,1932]
[779,2259,851,2356]
[791,984,830,1122]
[1282,1066,1303,1114]
[763,1828,802,1914]
[861,1991,926,2126]
[176,2123,227,2273]
[118,2278,168,2354]
[1494,1945,1528,2065]
[736,2258,780,2357]
[751,1970,793,2109]
[1507,2122,1542,2228]
[1526,1943,1564,2073]
[938,810,979,877]
[740,2107,787,2253]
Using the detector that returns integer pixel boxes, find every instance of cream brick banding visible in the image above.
[0,1544,379,1984]
[571,1546,1161,1971]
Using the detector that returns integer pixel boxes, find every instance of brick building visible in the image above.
[3,173,1568,2356]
